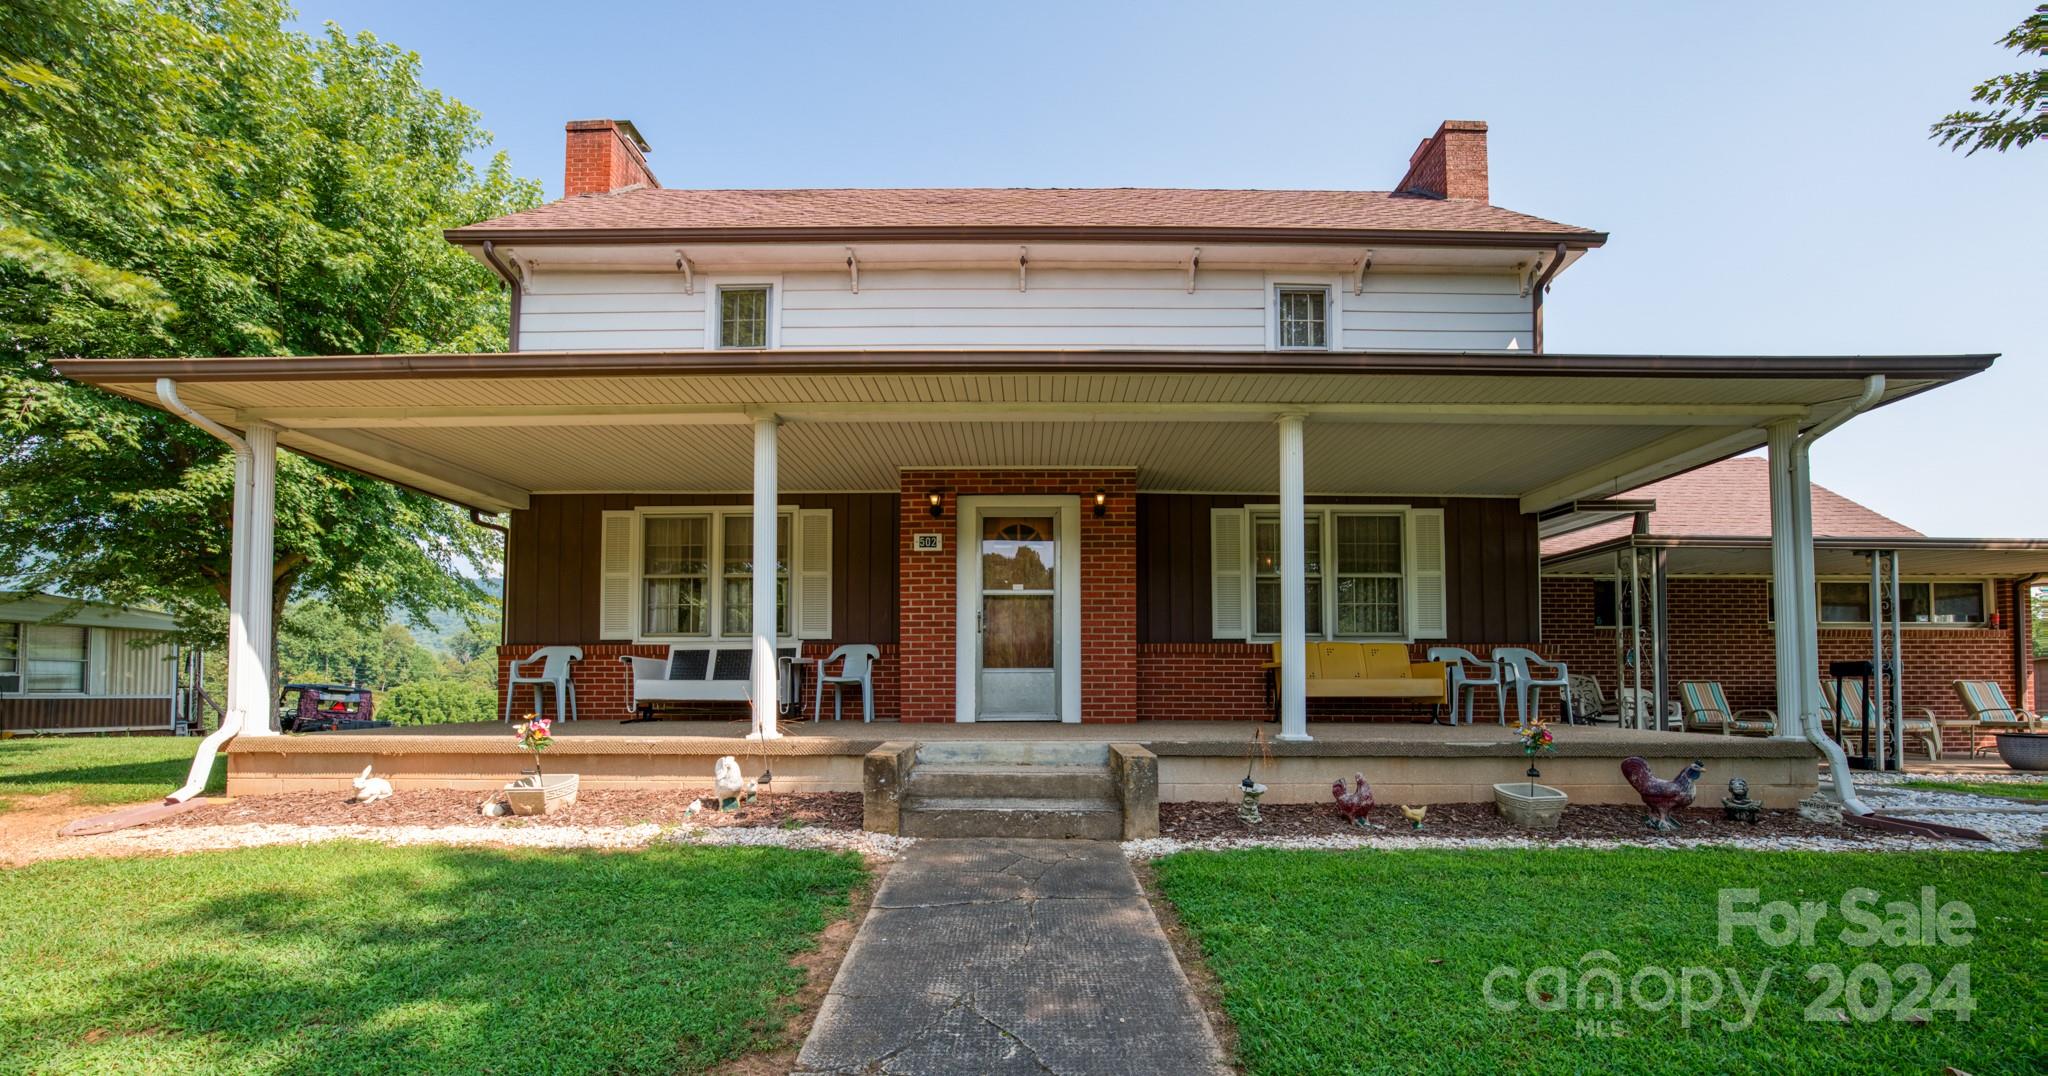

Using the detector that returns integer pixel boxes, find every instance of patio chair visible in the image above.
[1821,679,1951,761]
[812,644,881,723]
[1428,646,1503,725]
[1675,680,1775,736]
[1493,648,1571,725]
[1570,673,1678,729]
[1616,686,1681,731]
[504,646,582,722]
[1951,680,2048,757]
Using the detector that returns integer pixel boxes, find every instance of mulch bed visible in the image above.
[155,789,865,831]
[1160,800,1888,843]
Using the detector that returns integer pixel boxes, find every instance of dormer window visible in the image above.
[717,285,772,348]
[1275,286,1329,349]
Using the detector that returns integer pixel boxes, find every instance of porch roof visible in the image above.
[56,349,1993,515]
[1543,534,2048,579]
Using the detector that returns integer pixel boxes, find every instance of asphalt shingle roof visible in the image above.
[1543,458,1923,555]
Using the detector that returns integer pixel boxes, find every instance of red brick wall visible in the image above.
[1543,577,2030,755]
[563,120,656,197]
[898,468,1138,722]
[497,642,900,722]
[1136,641,1554,723]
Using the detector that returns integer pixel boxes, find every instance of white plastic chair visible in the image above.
[1493,647,1570,725]
[505,646,582,722]
[812,644,880,723]
[1427,646,1503,725]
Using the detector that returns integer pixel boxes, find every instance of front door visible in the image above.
[976,513,1059,720]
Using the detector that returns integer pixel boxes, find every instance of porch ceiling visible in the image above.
[56,350,1991,514]
[1544,536,2048,579]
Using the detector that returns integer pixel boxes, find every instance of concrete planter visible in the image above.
[504,772,580,815]
[1994,733,2048,772]
[1493,782,1569,830]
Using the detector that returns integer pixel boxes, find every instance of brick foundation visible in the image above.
[1543,577,2032,756]
[898,468,1137,722]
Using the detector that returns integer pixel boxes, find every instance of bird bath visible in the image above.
[1493,782,1568,830]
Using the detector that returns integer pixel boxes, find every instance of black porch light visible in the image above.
[927,489,945,518]
[1093,488,1107,517]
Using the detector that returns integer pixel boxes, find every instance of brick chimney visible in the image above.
[563,119,659,197]
[1396,120,1488,201]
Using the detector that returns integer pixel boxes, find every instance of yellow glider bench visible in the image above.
[1264,642,1447,717]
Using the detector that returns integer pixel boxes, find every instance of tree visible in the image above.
[0,0,541,646]
[1931,4,2048,153]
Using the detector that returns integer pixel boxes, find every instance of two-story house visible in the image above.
[59,117,1993,808]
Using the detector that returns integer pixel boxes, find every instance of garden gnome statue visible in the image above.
[1237,775,1268,826]
[1721,777,1763,824]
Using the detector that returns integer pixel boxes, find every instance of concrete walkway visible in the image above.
[796,838,1230,1076]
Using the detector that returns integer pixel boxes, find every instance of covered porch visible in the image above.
[53,349,1991,810]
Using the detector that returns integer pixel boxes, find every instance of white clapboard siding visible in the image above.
[517,265,1534,352]
[520,270,706,351]
[100,628,177,696]
[1340,273,1532,351]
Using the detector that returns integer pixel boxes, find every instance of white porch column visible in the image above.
[238,422,280,736]
[1276,413,1310,742]
[749,416,782,740]
[1765,419,1807,738]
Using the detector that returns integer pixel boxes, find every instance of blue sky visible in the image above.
[297,1,2044,535]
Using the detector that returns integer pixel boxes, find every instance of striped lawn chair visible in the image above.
[1821,679,1952,760]
[1676,681,1776,736]
[1951,680,2048,758]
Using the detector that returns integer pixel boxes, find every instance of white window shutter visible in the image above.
[1210,507,1250,639]
[796,508,833,639]
[1407,508,1448,640]
[599,511,637,640]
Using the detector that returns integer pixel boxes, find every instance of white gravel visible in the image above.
[36,821,910,864]
[1846,772,2048,849]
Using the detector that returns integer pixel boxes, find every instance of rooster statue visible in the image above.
[1400,805,1428,830]
[1620,756,1704,832]
[713,755,747,810]
[1332,773,1375,827]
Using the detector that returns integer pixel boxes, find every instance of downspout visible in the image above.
[157,378,250,803]
[1796,375,1885,814]
[1529,243,1568,354]
[482,241,522,352]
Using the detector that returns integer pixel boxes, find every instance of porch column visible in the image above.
[749,416,782,740]
[1765,419,1808,739]
[1276,413,1310,742]
[239,422,280,736]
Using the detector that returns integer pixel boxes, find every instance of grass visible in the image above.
[0,736,223,812]
[0,841,866,1074]
[1154,848,2046,1076]
[1900,778,2048,802]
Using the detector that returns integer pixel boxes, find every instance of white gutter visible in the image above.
[156,378,251,803]
[1796,375,1885,814]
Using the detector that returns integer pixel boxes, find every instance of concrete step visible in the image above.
[915,740,1111,767]
[900,795,1124,840]
[907,764,1116,800]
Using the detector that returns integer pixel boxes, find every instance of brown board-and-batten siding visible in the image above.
[0,697,171,733]
[1135,494,1540,643]
[505,493,900,646]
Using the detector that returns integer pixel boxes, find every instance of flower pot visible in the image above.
[1493,782,1569,830]
[1994,733,2048,772]
[504,772,579,815]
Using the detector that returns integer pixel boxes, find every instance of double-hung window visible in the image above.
[0,622,19,692]
[640,511,790,638]
[1248,508,1409,638]
[716,285,772,348]
[1274,285,1330,350]
[24,624,87,693]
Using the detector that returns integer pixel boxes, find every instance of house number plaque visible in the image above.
[913,533,944,552]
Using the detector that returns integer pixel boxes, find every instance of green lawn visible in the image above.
[1154,849,2046,1076]
[0,842,865,1074]
[1900,778,2048,802]
[0,736,222,812]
